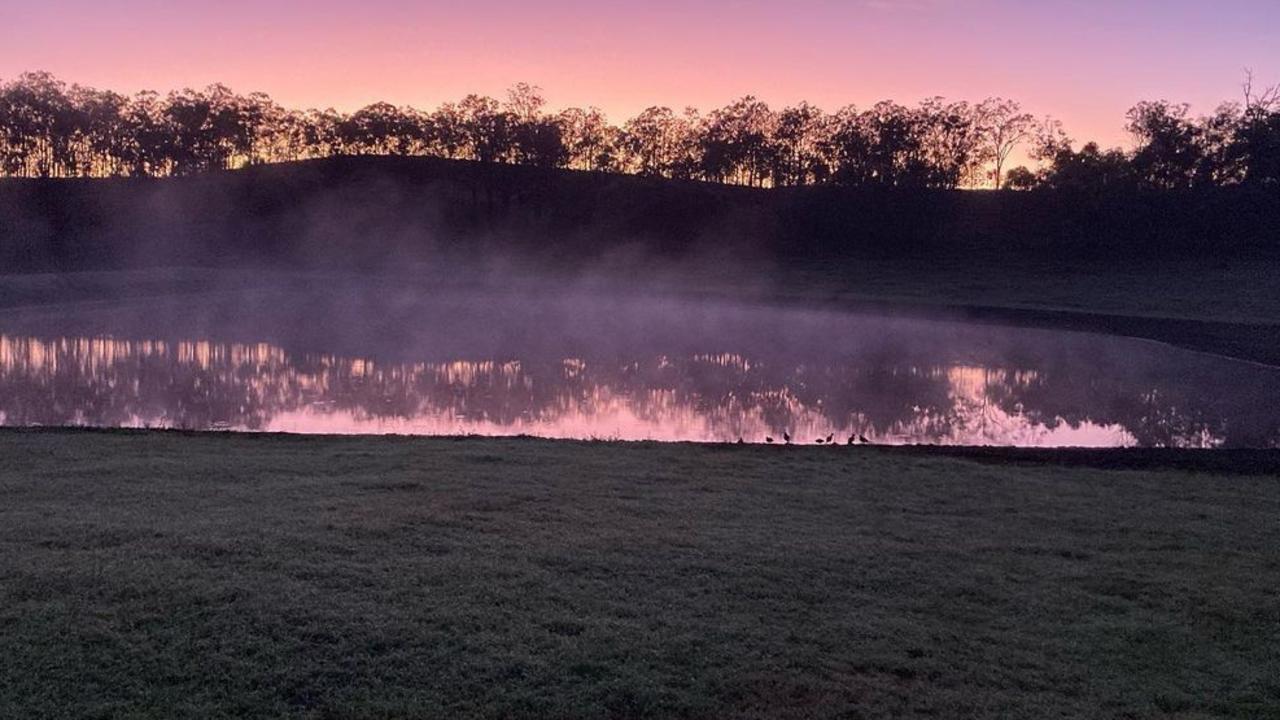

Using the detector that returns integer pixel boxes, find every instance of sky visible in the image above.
[2,0,1278,149]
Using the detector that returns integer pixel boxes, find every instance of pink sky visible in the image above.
[3,0,1278,149]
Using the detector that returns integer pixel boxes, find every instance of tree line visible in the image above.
[1,71,1277,189]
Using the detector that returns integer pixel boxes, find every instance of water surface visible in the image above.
[1,287,1276,447]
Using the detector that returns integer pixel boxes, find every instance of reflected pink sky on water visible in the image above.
[0,334,1180,447]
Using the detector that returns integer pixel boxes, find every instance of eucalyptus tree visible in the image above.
[558,107,615,171]
[916,98,985,188]
[771,102,832,186]
[621,106,683,177]
[824,105,874,186]
[426,103,468,160]
[1002,166,1039,189]
[1230,75,1280,185]
[296,108,343,158]
[504,82,546,123]
[512,116,566,167]
[859,100,929,187]
[0,78,22,175]
[261,108,308,162]
[238,91,287,165]
[341,102,424,155]
[457,94,515,163]
[0,71,76,176]
[2,67,1274,193]
[74,87,132,176]
[976,97,1035,188]
[500,84,566,167]
[121,91,175,176]
[1038,141,1134,190]
[1233,108,1280,185]
[163,85,258,173]
[700,96,777,186]
[1125,100,1202,189]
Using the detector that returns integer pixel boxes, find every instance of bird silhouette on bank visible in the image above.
[783,432,792,444]
[859,434,871,444]
[765,436,775,444]
[847,435,856,445]
[736,437,745,444]
[825,434,834,444]
[815,437,825,444]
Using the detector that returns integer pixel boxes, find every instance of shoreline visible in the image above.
[6,426,1279,474]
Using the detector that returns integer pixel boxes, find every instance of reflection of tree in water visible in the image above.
[981,340,1280,448]
[0,334,1277,447]
[0,339,295,430]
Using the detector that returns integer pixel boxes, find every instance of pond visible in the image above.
[1,286,1276,447]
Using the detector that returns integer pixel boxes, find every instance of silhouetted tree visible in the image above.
[1126,100,1202,189]
[0,72,76,177]
[299,108,343,158]
[0,69,1276,195]
[511,116,566,167]
[428,102,468,159]
[558,107,618,171]
[503,84,566,167]
[700,96,776,186]
[622,106,683,177]
[342,102,427,155]
[1003,166,1038,190]
[825,105,875,186]
[1039,141,1134,191]
[976,98,1035,189]
[122,91,175,176]
[916,98,985,188]
[505,83,545,123]
[771,102,832,186]
[457,94,515,163]
[165,85,258,174]
[1230,74,1280,185]
[862,101,927,186]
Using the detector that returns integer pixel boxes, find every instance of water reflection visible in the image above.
[2,332,1276,447]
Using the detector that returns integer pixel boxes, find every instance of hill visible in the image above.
[2,155,1278,274]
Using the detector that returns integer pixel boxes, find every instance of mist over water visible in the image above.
[1,277,1277,448]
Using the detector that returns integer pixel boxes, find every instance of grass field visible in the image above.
[781,255,1280,325]
[2,429,1278,718]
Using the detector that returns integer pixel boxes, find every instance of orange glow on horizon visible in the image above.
[3,1,1278,154]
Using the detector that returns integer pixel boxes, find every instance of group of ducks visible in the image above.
[737,432,871,445]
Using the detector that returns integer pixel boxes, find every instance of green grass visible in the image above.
[2,429,1278,718]
[780,256,1280,325]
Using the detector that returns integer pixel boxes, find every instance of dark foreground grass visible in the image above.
[1,429,1278,719]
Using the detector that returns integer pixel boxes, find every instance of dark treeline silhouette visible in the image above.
[4,154,1279,278]
[2,71,1277,189]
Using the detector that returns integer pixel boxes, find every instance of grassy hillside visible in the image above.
[2,156,1278,274]
[2,429,1278,718]
[3,157,1278,363]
